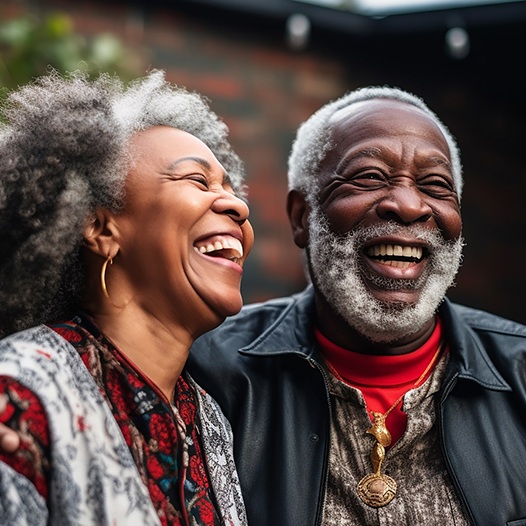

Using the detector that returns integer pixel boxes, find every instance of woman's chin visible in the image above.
[202,292,244,325]
[219,295,244,319]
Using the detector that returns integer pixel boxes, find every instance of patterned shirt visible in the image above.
[0,316,221,526]
[321,352,471,525]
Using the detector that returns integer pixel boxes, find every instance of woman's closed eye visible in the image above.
[162,172,210,189]
[186,174,209,188]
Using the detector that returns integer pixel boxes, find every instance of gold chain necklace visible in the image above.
[325,340,444,508]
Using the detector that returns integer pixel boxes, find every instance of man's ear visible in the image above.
[287,190,310,249]
[82,209,120,259]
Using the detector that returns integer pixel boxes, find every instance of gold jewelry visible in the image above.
[100,255,125,308]
[100,255,112,300]
[324,340,444,508]
[356,341,444,508]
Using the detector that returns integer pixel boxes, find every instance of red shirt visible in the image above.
[316,317,446,445]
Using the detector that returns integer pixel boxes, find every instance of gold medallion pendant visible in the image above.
[357,412,397,508]
[357,472,397,507]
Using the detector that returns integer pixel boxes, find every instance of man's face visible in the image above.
[306,99,463,342]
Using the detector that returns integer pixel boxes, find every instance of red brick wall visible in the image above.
[2,0,526,323]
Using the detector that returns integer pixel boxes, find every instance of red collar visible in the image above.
[315,317,444,388]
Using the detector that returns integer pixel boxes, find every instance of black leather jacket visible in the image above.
[188,286,526,526]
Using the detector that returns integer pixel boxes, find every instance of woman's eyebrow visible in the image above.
[167,156,212,170]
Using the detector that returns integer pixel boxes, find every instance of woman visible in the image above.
[0,70,253,525]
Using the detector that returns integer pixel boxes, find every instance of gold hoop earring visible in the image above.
[100,255,113,301]
[100,255,125,308]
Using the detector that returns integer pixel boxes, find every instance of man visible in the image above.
[188,87,526,525]
[2,87,526,524]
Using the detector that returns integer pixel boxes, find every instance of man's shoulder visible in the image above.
[448,301,526,339]
[192,287,314,354]
[237,294,297,318]
[442,300,526,382]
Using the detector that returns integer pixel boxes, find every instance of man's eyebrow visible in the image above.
[356,147,383,158]
[426,156,451,168]
[166,156,212,170]
[335,149,452,172]
[335,147,382,173]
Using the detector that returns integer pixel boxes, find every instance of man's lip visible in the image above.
[366,257,426,279]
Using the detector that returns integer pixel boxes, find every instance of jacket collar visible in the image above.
[241,286,510,392]
[438,298,510,391]
[239,286,317,357]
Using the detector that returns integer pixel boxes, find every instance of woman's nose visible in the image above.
[212,190,250,225]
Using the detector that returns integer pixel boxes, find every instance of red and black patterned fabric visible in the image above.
[0,377,51,498]
[0,315,221,526]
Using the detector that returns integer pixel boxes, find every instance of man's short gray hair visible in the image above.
[287,86,463,200]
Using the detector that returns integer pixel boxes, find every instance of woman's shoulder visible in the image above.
[0,324,69,356]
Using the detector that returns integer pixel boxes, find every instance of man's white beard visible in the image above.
[308,206,464,343]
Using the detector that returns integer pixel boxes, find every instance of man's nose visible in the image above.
[376,185,432,224]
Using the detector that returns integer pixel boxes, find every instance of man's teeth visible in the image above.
[366,244,423,259]
[196,237,243,259]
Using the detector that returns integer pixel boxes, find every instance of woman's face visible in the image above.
[113,126,253,332]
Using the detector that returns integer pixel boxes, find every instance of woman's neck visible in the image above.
[84,304,192,401]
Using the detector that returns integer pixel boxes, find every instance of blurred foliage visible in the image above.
[0,10,142,100]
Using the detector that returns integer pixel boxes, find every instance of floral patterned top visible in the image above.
[0,317,246,526]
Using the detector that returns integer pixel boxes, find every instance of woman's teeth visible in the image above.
[195,237,243,259]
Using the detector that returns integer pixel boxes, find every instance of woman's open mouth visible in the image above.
[194,235,244,266]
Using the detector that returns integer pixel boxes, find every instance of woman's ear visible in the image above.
[82,209,120,258]
[286,190,310,249]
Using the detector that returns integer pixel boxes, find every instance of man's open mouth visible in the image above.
[365,243,426,269]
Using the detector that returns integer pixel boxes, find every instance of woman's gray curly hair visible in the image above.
[287,85,463,202]
[0,69,246,337]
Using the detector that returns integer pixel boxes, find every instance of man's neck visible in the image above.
[314,293,436,355]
